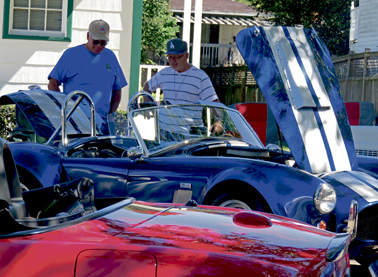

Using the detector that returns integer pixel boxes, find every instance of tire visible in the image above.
[211,192,265,211]
[18,172,42,191]
[218,199,252,210]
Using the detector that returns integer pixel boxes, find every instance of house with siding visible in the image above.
[0,0,143,110]
[331,0,378,114]
[170,0,270,67]
[350,0,378,53]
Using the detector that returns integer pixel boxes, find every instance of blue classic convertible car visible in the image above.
[1,26,378,264]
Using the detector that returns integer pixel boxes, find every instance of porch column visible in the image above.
[192,0,203,68]
[182,0,191,48]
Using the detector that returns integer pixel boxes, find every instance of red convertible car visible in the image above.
[0,138,354,276]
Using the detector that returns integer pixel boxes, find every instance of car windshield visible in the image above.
[129,104,264,156]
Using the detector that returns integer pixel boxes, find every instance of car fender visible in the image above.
[320,170,378,225]
[9,142,65,188]
[204,159,325,223]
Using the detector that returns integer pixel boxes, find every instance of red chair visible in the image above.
[345,102,375,126]
[236,103,268,144]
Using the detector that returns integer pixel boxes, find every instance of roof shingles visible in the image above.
[171,0,259,15]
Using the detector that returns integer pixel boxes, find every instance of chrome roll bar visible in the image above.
[46,90,96,147]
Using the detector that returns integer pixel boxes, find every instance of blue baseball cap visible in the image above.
[164,38,188,54]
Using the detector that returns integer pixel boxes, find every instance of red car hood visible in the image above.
[98,201,346,272]
[0,200,350,276]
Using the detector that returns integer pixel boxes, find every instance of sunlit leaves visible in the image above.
[242,0,352,56]
[141,0,180,64]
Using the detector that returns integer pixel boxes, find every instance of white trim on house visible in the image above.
[8,0,68,38]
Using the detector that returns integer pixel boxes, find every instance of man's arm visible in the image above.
[143,81,152,93]
[110,89,122,113]
[48,78,61,92]
[142,81,155,102]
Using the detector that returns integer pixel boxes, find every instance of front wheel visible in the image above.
[211,192,265,211]
[218,199,252,210]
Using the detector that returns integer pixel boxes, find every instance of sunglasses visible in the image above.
[92,40,108,46]
[168,53,186,60]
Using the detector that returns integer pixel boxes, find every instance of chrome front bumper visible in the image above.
[344,200,358,240]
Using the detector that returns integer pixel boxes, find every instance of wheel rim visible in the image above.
[219,199,252,210]
[20,183,29,192]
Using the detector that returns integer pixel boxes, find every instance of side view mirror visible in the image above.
[127,146,143,160]
[266,143,281,152]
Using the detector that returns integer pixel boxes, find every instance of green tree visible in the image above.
[141,0,179,64]
[243,0,352,56]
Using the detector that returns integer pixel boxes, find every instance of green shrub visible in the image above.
[111,110,129,136]
[0,105,15,139]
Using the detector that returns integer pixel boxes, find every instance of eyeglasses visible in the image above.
[92,40,108,46]
[167,53,186,61]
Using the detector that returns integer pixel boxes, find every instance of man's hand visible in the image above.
[48,78,61,92]
[210,120,224,135]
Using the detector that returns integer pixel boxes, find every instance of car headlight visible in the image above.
[314,183,336,214]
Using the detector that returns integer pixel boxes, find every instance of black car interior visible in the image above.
[68,137,138,158]
[0,138,99,235]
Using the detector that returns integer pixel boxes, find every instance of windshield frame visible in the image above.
[129,103,265,157]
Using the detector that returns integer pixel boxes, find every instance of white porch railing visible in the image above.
[198,43,244,67]
[139,44,245,98]
[139,65,168,100]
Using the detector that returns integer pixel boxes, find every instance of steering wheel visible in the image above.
[128,91,156,111]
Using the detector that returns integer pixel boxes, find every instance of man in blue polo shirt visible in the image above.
[48,19,127,124]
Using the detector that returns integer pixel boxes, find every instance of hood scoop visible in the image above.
[233,211,272,228]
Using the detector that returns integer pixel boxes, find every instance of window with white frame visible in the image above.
[3,0,72,40]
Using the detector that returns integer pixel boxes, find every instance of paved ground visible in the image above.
[351,259,371,276]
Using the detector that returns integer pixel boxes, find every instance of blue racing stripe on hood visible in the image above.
[282,27,321,107]
[236,27,313,171]
[236,26,357,173]
[304,28,358,171]
[282,27,336,171]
